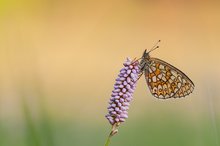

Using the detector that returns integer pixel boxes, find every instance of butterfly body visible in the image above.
[139,49,194,99]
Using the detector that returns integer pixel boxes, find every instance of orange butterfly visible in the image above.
[139,40,194,99]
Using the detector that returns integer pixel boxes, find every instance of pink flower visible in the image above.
[105,58,139,125]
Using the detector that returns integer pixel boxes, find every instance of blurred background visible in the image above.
[0,0,220,146]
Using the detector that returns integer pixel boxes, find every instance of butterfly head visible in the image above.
[142,49,150,60]
[142,40,160,58]
[139,40,160,71]
[139,49,150,71]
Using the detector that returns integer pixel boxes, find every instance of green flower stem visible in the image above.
[104,135,111,146]
[104,123,120,146]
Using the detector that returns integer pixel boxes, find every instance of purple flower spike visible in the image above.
[106,58,139,126]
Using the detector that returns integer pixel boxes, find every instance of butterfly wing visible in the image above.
[145,57,194,99]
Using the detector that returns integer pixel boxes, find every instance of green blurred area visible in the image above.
[0,108,219,146]
[0,0,220,146]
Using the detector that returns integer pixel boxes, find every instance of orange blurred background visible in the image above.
[0,0,219,146]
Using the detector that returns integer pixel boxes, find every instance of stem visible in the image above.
[104,123,119,146]
[104,135,111,146]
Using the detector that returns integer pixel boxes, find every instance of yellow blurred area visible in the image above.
[0,0,220,126]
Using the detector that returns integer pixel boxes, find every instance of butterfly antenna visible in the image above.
[148,40,161,53]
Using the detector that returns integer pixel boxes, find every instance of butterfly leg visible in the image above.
[137,72,143,81]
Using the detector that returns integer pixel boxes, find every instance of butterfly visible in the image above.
[138,40,194,99]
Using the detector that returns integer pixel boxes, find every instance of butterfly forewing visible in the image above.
[145,58,194,99]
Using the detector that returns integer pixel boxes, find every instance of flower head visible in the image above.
[105,58,140,127]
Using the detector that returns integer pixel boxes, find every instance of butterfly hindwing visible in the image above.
[145,58,194,99]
